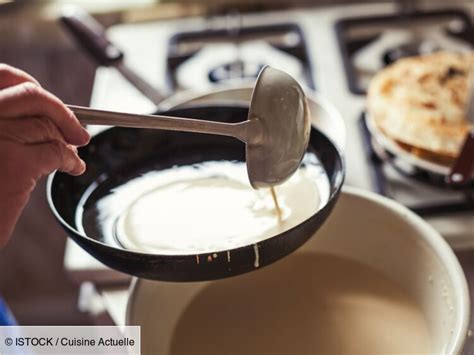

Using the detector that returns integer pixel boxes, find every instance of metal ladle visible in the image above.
[69,66,311,188]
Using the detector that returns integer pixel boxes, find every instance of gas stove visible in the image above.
[87,2,473,254]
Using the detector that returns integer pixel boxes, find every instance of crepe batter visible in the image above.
[93,154,329,254]
[270,186,282,220]
[166,253,430,355]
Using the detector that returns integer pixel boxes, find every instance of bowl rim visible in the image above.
[159,84,347,152]
[341,186,470,354]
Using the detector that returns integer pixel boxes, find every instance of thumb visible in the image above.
[26,141,86,177]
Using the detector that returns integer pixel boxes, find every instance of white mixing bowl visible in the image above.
[127,187,469,354]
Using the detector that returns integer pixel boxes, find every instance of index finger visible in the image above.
[0,82,90,146]
[0,63,40,90]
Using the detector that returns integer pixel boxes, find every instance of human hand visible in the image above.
[0,64,90,246]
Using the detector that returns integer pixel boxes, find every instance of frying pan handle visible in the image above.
[61,7,123,67]
[447,130,474,186]
[60,6,166,106]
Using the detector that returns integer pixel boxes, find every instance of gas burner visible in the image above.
[336,9,474,95]
[358,113,474,217]
[382,38,440,66]
[166,23,314,91]
[208,61,264,84]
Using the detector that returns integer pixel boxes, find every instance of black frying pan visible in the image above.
[47,105,344,282]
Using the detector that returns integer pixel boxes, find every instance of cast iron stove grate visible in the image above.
[165,23,315,91]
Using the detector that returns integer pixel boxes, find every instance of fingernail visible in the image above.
[79,160,86,174]
[79,127,91,146]
[71,160,86,176]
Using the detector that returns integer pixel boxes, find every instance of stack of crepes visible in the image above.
[368,51,473,164]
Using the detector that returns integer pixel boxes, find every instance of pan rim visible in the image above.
[46,128,344,258]
[365,112,467,177]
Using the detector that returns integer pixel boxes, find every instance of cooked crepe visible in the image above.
[368,51,473,159]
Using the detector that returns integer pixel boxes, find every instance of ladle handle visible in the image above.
[69,105,251,143]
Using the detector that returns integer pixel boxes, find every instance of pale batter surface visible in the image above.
[167,253,430,355]
[96,157,329,254]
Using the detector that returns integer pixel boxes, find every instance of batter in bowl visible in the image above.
[169,253,430,355]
